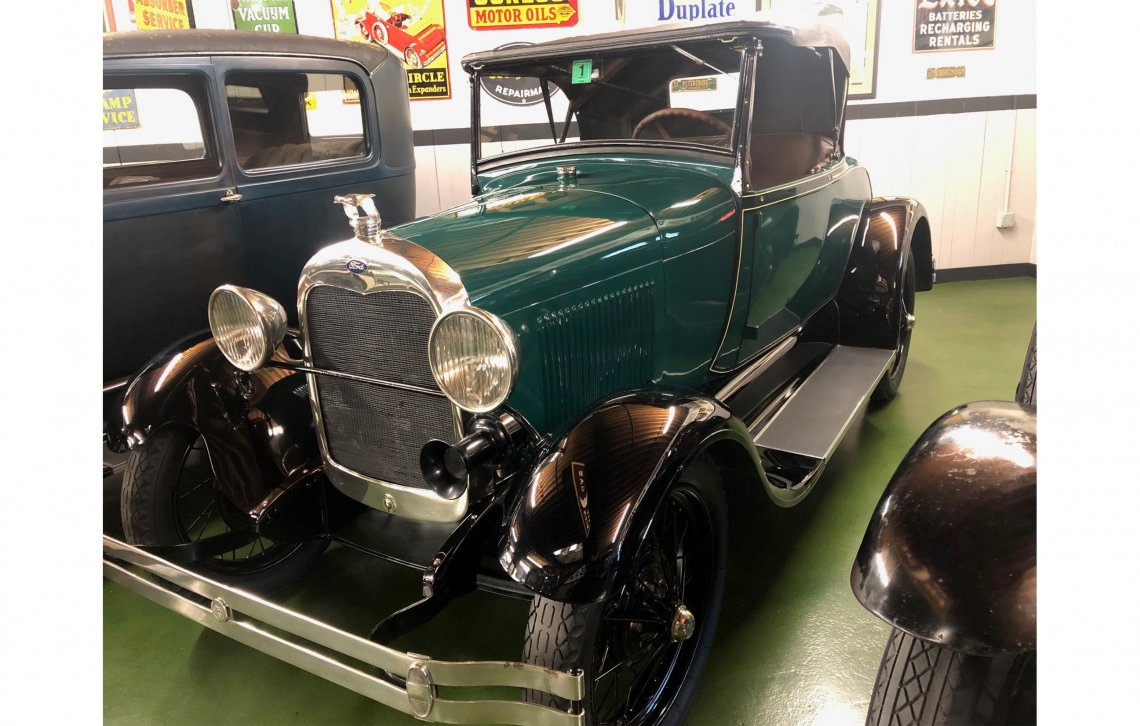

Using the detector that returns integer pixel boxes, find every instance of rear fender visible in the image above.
[116,335,317,511]
[837,197,933,349]
[851,401,1036,655]
[498,390,760,603]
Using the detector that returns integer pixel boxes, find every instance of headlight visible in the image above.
[428,308,518,413]
[208,285,287,372]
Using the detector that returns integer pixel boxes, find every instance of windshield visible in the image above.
[475,40,744,161]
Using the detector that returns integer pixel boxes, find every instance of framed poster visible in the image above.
[913,0,995,53]
[759,0,880,99]
[329,0,451,101]
[232,0,298,34]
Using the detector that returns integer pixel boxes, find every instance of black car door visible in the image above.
[103,60,242,387]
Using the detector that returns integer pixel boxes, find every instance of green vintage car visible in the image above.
[105,19,934,726]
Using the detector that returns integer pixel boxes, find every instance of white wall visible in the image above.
[116,0,1037,270]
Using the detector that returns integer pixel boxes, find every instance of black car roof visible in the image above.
[461,18,850,73]
[103,30,392,73]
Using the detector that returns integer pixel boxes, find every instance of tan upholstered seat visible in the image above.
[748,133,836,190]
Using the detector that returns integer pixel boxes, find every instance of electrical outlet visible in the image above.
[996,212,1016,229]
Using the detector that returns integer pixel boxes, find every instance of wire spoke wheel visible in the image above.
[121,426,326,592]
[522,460,727,725]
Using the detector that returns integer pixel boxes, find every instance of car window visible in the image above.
[226,71,369,171]
[103,74,219,189]
[476,40,742,161]
[746,43,842,191]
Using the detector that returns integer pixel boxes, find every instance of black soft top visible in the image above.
[103,30,392,73]
[461,18,850,73]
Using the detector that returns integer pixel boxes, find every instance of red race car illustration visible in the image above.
[356,4,446,69]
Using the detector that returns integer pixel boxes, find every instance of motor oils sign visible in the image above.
[914,0,996,52]
[467,0,579,30]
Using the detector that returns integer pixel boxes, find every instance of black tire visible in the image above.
[868,629,1036,726]
[1015,324,1037,406]
[521,459,728,724]
[120,426,325,593]
[872,254,918,405]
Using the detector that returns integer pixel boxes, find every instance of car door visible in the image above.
[103,60,242,387]
[209,56,389,318]
[717,42,867,368]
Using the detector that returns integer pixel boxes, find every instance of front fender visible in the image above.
[116,337,317,511]
[498,390,752,603]
[851,401,1036,655]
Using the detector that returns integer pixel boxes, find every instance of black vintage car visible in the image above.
[104,19,934,725]
[103,31,416,439]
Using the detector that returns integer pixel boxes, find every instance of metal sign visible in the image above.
[103,89,140,130]
[467,0,579,30]
[232,0,297,33]
[480,43,563,106]
[914,0,996,52]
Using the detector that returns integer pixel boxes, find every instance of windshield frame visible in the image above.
[468,36,759,192]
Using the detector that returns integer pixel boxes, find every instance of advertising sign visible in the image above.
[467,0,578,30]
[480,44,562,106]
[232,0,298,33]
[104,90,141,130]
[913,0,995,52]
[330,0,451,101]
[133,0,194,30]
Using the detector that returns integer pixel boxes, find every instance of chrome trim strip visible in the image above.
[276,362,448,398]
[103,377,130,393]
[298,232,469,522]
[714,334,797,402]
[103,537,584,725]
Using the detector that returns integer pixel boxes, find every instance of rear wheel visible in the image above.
[868,629,1036,726]
[372,21,388,46]
[404,46,423,68]
[872,254,917,405]
[120,426,324,593]
[521,459,727,724]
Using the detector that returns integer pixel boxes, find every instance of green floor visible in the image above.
[103,278,1037,725]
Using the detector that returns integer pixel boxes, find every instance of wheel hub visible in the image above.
[905,312,916,330]
[671,604,695,642]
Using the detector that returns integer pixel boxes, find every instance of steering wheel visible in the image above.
[632,108,732,144]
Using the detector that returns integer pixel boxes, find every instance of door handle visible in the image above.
[221,188,243,203]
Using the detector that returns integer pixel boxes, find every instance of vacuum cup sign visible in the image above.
[914,0,996,52]
[468,0,579,30]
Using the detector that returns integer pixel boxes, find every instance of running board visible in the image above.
[752,346,894,490]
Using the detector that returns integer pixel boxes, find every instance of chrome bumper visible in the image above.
[103,536,584,725]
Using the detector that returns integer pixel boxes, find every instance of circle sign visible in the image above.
[479,43,562,107]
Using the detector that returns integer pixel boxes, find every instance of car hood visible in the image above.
[392,185,661,316]
[391,154,736,316]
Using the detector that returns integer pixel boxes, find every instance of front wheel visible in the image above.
[120,426,325,593]
[868,629,1036,726]
[521,459,728,724]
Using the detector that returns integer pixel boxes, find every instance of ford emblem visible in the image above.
[346,259,368,274]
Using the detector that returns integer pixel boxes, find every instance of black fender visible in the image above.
[837,197,933,349]
[851,401,1036,656]
[114,335,318,512]
[498,389,759,603]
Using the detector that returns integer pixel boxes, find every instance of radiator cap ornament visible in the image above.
[334,193,382,242]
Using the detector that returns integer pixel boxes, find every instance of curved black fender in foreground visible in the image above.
[112,336,318,512]
[851,401,1036,656]
[499,390,759,603]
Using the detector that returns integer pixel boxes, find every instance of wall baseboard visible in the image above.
[936,263,1036,284]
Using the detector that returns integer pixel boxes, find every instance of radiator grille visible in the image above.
[304,285,454,488]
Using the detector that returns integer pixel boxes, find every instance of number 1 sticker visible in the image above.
[571,59,593,84]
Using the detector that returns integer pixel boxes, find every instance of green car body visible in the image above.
[107,21,939,725]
